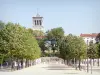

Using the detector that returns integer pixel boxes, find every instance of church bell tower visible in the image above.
[32,13,44,31]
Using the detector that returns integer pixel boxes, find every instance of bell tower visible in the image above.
[32,13,44,31]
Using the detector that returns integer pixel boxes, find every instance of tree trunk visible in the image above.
[67,59,68,65]
[25,59,27,68]
[93,59,94,66]
[16,58,19,70]
[87,58,89,72]
[64,59,65,64]
[11,55,13,71]
[98,58,99,66]
[75,58,77,70]
[79,59,81,70]
[28,60,29,67]
[0,55,4,69]
[74,58,75,68]
[21,59,23,69]
[90,59,92,74]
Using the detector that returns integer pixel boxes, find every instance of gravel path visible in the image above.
[0,63,100,75]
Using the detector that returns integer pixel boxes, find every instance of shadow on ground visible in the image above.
[0,68,11,72]
[64,73,79,74]
[42,64,75,70]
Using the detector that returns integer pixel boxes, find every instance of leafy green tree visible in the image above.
[0,22,41,69]
[38,39,46,52]
[28,29,44,37]
[88,41,98,59]
[46,27,64,53]
[59,34,87,70]
[96,42,100,66]
[46,27,64,40]
[87,41,98,67]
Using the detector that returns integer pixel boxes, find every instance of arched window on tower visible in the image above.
[39,20,41,25]
[35,20,36,25]
[37,20,39,25]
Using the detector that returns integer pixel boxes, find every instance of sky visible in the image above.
[0,0,100,35]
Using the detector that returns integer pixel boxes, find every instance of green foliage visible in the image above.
[87,41,98,59]
[59,34,87,60]
[46,27,64,41]
[38,39,46,52]
[96,42,100,58]
[46,27,64,52]
[0,21,5,30]
[0,22,41,61]
[28,29,44,37]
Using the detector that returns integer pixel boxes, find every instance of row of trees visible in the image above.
[59,34,87,70]
[23,26,100,70]
[0,20,100,71]
[44,27,100,70]
[0,21,41,69]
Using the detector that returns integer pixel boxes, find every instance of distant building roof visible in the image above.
[80,33,99,37]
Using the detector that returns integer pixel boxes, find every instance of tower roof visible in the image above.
[32,13,43,18]
[80,33,99,37]
[36,13,40,17]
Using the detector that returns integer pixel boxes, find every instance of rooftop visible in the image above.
[80,33,99,37]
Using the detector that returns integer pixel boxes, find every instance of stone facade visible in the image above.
[32,13,44,31]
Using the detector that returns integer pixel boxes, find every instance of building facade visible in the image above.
[80,33,100,45]
[32,13,44,31]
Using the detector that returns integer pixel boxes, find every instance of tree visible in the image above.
[0,22,41,69]
[88,41,98,59]
[46,27,64,53]
[28,29,44,37]
[38,39,46,53]
[96,42,100,66]
[59,34,87,70]
[46,27,64,40]
[0,21,5,30]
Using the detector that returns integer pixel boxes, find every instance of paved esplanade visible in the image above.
[0,63,100,75]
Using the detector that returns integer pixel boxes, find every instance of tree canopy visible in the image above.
[87,41,98,59]
[0,22,41,62]
[59,34,87,60]
[46,27,64,41]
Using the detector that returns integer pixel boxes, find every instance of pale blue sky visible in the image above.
[0,0,100,35]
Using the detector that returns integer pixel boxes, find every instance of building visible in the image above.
[80,33,100,45]
[32,13,44,31]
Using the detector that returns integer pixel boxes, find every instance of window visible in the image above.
[35,20,36,25]
[37,20,39,25]
[39,20,41,25]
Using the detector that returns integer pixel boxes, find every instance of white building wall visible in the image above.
[83,37,96,45]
